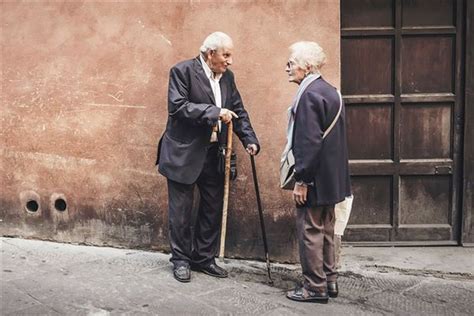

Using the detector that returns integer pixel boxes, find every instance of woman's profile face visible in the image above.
[285,58,307,85]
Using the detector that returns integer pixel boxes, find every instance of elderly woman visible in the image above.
[282,41,351,303]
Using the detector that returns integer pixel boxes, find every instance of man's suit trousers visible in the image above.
[167,144,224,267]
[296,205,338,291]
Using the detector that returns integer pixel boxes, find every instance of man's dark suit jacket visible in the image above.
[156,57,259,185]
[293,77,351,207]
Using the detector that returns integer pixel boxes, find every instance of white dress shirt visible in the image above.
[200,54,222,142]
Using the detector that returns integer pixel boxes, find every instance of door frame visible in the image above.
[461,0,474,246]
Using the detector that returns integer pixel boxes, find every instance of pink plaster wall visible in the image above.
[0,0,340,262]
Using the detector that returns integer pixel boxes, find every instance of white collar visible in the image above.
[300,73,321,86]
[199,54,222,81]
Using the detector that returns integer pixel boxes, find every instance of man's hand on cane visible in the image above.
[246,144,258,155]
[219,108,238,124]
[219,109,257,155]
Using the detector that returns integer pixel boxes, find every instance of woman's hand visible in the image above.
[293,182,308,206]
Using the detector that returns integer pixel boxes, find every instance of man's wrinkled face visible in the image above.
[286,57,306,85]
[208,46,233,74]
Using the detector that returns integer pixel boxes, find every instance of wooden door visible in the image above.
[341,0,464,244]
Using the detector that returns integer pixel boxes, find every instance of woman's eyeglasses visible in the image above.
[286,60,296,69]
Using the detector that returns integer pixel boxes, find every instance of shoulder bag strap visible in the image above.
[322,90,343,139]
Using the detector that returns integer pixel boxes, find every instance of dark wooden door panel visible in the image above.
[400,103,453,159]
[347,104,393,160]
[342,0,394,28]
[399,175,452,225]
[351,176,393,225]
[346,227,392,242]
[342,37,394,95]
[342,0,463,244]
[396,226,452,241]
[401,36,455,94]
[402,0,455,27]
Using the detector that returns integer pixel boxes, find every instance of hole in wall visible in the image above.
[20,191,41,215]
[54,198,67,212]
[26,200,39,212]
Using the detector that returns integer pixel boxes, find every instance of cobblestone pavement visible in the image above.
[2,238,473,315]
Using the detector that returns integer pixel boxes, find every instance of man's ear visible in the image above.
[203,51,211,61]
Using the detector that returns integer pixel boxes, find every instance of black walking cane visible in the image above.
[250,155,274,285]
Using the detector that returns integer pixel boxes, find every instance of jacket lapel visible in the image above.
[193,57,216,105]
[220,77,228,108]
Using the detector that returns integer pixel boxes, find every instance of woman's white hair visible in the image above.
[289,41,327,73]
[200,32,233,54]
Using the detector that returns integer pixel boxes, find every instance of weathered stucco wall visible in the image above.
[0,0,340,262]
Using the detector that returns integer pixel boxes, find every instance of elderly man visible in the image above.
[282,41,351,303]
[156,32,260,283]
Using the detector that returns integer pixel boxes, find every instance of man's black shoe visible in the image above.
[173,265,191,283]
[286,286,329,304]
[192,262,228,278]
[327,281,338,298]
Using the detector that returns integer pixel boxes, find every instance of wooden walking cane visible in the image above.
[219,120,233,261]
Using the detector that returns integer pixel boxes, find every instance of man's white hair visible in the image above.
[200,32,233,54]
[289,41,327,73]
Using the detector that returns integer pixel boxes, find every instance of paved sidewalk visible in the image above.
[1,237,473,315]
